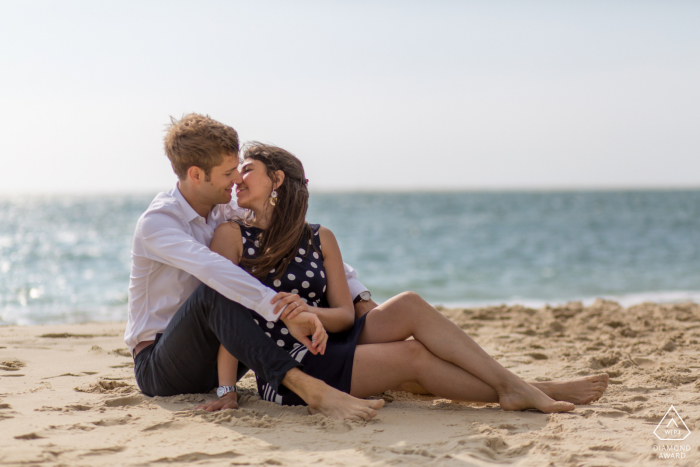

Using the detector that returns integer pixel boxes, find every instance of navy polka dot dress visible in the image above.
[235,221,367,406]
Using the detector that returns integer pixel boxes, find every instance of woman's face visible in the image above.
[235,158,275,210]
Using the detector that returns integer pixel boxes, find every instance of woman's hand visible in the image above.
[272,291,312,321]
[282,311,328,355]
[194,392,239,412]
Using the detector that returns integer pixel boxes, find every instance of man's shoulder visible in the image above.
[136,192,187,236]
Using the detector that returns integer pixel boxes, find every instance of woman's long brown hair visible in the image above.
[239,142,316,282]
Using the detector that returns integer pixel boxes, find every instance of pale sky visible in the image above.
[1,0,698,194]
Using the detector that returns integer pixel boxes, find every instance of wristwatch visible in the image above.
[353,290,372,305]
[216,385,237,398]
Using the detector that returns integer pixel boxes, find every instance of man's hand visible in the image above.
[354,299,378,319]
[282,311,328,355]
[194,392,238,412]
[271,291,309,321]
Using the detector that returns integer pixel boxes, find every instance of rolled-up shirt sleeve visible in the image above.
[343,262,368,300]
[138,213,280,321]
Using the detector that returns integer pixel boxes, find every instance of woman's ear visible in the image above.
[273,170,285,190]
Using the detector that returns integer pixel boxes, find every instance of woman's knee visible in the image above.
[397,290,421,303]
[392,291,432,317]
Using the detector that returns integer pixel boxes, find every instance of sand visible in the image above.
[1,300,699,466]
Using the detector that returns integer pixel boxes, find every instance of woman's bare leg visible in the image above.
[357,292,586,412]
[350,340,573,413]
[351,340,497,402]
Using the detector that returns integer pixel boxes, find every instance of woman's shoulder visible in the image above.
[211,221,245,262]
[214,220,245,241]
[220,220,261,235]
[316,225,340,253]
[216,220,241,232]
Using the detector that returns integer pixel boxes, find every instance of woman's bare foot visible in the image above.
[282,368,385,420]
[498,381,575,413]
[531,374,609,405]
[307,385,385,421]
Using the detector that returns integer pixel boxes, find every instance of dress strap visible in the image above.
[308,223,322,250]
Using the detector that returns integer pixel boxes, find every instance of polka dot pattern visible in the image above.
[234,221,329,356]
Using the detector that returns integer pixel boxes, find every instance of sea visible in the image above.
[1,190,699,326]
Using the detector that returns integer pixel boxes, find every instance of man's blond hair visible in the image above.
[164,113,240,180]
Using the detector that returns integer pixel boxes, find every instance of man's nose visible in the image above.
[231,170,243,183]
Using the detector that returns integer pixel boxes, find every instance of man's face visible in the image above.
[200,153,241,205]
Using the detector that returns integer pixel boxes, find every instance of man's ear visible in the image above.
[187,166,203,185]
[273,170,285,190]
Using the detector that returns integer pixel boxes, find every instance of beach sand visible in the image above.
[1,300,699,466]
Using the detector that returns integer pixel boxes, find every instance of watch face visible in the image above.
[360,291,371,301]
[217,386,235,398]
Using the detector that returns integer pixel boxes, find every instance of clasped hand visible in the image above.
[271,291,327,355]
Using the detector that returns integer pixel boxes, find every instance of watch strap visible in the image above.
[353,291,371,305]
[216,385,237,398]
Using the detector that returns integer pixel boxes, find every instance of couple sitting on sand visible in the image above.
[124,113,608,420]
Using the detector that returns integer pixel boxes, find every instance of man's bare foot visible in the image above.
[531,373,609,405]
[498,381,575,413]
[307,384,385,421]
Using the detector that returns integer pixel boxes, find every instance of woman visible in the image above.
[196,143,608,416]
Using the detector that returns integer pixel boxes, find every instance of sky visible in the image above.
[1,0,699,194]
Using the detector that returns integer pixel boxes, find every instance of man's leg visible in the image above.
[134,284,385,420]
[135,283,300,396]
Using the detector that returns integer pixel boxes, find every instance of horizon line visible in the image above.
[2,185,700,198]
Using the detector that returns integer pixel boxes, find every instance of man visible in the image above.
[125,113,382,420]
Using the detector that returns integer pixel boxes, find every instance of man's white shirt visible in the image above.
[124,184,366,352]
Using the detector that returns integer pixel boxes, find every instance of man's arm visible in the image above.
[342,262,376,319]
[137,213,280,321]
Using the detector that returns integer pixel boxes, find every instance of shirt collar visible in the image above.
[171,183,203,223]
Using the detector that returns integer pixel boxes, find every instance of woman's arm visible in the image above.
[312,226,355,333]
[212,222,329,353]
[210,222,244,265]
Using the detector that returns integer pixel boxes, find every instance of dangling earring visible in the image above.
[269,190,278,206]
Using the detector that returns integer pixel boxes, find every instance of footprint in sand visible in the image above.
[74,380,137,395]
[0,360,25,378]
[92,414,135,426]
[34,404,94,413]
[81,446,126,456]
[151,451,241,463]
[103,395,145,407]
[0,359,26,373]
[14,432,45,440]
[0,401,14,421]
[38,333,95,339]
